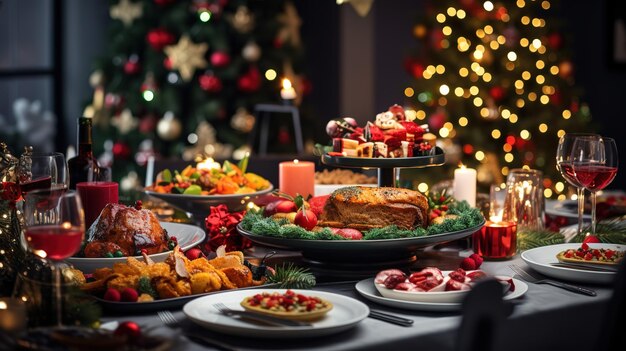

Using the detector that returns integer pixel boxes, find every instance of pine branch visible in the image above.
[516,229,565,252]
[268,263,316,289]
[569,219,626,244]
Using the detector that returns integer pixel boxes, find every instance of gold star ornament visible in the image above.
[277,2,302,47]
[164,35,208,82]
[110,0,143,26]
[336,0,374,17]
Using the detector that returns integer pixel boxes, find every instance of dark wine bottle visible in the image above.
[68,116,100,189]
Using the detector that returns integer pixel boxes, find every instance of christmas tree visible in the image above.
[85,0,309,191]
[404,0,593,199]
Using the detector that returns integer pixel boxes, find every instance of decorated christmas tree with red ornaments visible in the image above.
[86,0,309,190]
[404,0,593,199]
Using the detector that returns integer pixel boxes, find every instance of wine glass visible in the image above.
[20,152,69,195]
[570,136,619,236]
[556,133,600,236]
[22,189,84,326]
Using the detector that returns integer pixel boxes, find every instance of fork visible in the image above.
[213,302,312,327]
[508,265,597,296]
[157,310,238,351]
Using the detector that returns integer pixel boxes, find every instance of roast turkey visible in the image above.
[319,186,429,230]
[83,203,169,257]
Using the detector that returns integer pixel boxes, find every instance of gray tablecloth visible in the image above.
[102,252,614,351]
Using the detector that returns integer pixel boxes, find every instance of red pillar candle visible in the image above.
[279,160,315,199]
[76,181,119,229]
[473,220,517,260]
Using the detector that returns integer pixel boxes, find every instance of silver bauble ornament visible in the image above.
[157,111,182,141]
[242,41,261,62]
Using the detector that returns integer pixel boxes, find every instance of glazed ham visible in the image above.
[319,186,429,230]
[83,203,169,257]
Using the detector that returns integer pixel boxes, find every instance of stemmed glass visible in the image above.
[556,133,600,236]
[19,152,69,195]
[22,189,84,326]
[570,136,619,236]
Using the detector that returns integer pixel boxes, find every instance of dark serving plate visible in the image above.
[321,147,445,169]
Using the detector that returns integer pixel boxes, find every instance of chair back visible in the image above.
[455,279,513,351]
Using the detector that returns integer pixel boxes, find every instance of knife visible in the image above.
[550,262,618,272]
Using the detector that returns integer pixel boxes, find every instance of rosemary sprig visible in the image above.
[268,263,316,289]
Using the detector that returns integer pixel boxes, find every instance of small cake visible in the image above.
[83,203,169,257]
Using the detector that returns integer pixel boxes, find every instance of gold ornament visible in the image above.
[336,0,374,17]
[229,6,255,33]
[230,107,256,133]
[110,0,143,27]
[112,109,138,135]
[157,111,182,141]
[183,121,233,161]
[0,143,19,182]
[164,35,208,82]
[277,2,302,47]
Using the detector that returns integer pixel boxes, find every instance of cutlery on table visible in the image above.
[550,262,618,272]
[157,310,239,351]
[508,265,597,296]
[213,302,312,327]
[368,309,414,327]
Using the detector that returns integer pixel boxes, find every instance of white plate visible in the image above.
[68,222,206,273]
[521,243,623,284]
[374,271,503,303]
[183,289,369,338]
[545,199,591,220]
[356,278,527,312]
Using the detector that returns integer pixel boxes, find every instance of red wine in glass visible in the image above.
[557,162,583,187]
[573,164,618,191]
[24,225,83,261]
[20,176,52,195]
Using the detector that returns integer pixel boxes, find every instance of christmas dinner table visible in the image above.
[99,247,615,351]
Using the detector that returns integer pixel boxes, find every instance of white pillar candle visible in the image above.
[453,165,476,207]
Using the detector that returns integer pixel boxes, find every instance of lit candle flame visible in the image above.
[282,78,292,89]
[293,159,299,164]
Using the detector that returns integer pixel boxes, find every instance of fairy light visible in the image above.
[520,38,529,47]
[436,13,446,23]
[490,41,500,50]
[473,50,484,60]
[521,16,530,25]
[536,60,545,69]
[504,153,514,162]
[520,130,530,140]
[492,129,501,139]
[542,1,551,10]
[418,183,429,192]
[562,110,572,119]
[501,109,511,119]
[476,29,485,38]
[532,18,542,27]
[483,73,492,82]
[497,35,506,44]
[517,0,525,8]
[404,87,414,97]
[475,150,485,161]
[536,75,545,84]
[458,39,471,52]
[427,65,437,74]
[454,87,464,96]
[509,114,519,123]
[538,46,547,54]
[416,110,427,120]
[503,143,512,152]
[439,127,450,137]
[441,40,450,49]
[550,65,560,75]
[539,123,548,133]
[514,80,524,89]
[544,189,553,198]
[423,71,433,79]
[443,26,452,36]
[532,39,542,49]
[447,7,456,16]
[528,92,537,101]
[558,194,566,201]
[459,67,469,77]
[522,71,531,80]
[480,108,490,117]
[457,9,466,19]
[557,129,566,138]
[555,182,565,192]
[501,168,509,177]
[507,51,518,61]
[484,25,493,35]
[459,117,469,126]
[436,65,446,74]
[540,95,550,104]
[444,122,454,130]
[199,10,212,22]
[506,62,515,71]
[142,90,154,101]
[483,1,494,11]
[438,97,448,105]
[265,69,277,80]
[473,97,483,106]
[439,84,450,95]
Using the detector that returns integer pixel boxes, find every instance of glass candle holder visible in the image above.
[473,220,517,260]
[503,168,545,231]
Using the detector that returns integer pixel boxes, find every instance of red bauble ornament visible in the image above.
[139,115,157,133]
[550,90,563,106]
[237,67,261,92]
[124,60,140,75]
[113,142,131,159]
[489,86,506,101]
[199,74,223,93]
[104,93,122,109]
[114,321,142,339]
[559,60,574,79]
[428,112,447,131]
[210,52,231,68]
[147,28,175,51]
[547,32,564,50]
